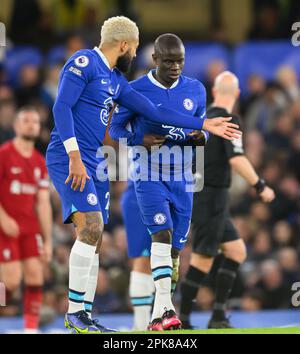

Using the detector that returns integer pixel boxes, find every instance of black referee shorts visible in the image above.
[191,186,239,257]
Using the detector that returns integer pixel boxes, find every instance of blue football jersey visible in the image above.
[110,70,207,178]
[46,47,126,169]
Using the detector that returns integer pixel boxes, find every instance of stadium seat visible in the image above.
[47,45,66,66]
[234,41,300,95]
[182,43,230,81]
[4,46,43,88]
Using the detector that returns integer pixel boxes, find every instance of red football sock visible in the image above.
[24,286,42,330]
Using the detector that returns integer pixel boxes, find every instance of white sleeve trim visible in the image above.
[63,137,79,154]
[38,180,50,188]
[201,130,209,142]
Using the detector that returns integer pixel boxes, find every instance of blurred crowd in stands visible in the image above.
[0,0,300,324]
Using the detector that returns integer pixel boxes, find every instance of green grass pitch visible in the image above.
[119,327,300,334]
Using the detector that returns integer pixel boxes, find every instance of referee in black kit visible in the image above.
[179,71,275,329]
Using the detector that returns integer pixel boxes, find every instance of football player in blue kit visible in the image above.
[46,15,241,333]
[121,178,154,331]
[110,34,216,331]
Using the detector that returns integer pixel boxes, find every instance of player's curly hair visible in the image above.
[100,16,139,45]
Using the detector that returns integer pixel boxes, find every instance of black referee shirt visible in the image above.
[202,106,244,188]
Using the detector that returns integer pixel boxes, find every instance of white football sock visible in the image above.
[84,253,99,318]
[150,242,174,321]
[68,240,96,314]
[129,271,154,330]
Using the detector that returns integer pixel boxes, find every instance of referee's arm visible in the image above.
[229,155,275,203]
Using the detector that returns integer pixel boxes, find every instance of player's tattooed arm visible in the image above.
[72,212,103,246]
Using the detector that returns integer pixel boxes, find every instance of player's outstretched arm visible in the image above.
[116,83,241,139]
[202,117,242,140]
[230,155,275,203]
[116,86,204,130]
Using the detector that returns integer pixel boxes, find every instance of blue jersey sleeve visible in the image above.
[115,76,205,130]
[195,82,209,141]
[52,53,94,144]
[195,81,207,120]
[109,105,144,146]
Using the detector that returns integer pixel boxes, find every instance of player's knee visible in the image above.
[1,268,22,291]
[132,257,151,273]
[223,242,247,264]
[24,268,43,286]
[77,212,103,246]
[152,229,172,244]
[190,253,213,273]
[5,279,21,292]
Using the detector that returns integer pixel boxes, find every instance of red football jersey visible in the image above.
[0,141,49,232]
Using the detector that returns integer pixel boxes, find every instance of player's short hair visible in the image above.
[14,106,39,121]
[100,16,139,45]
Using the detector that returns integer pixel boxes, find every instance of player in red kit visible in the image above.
[0,107,52,333]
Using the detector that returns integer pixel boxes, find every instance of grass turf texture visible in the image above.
[118,327,300,334]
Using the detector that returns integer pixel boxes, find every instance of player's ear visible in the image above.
[120,41,128,53]
[152,53,157,65]
[152,53,160,67]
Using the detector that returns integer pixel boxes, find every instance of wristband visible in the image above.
[253,178,266,194]
[63,137,79,154]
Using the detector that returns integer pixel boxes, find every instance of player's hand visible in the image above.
[202,117,242,140]
[187,130,207,146]
[142,134,165,150]
[41,241,53,263]
[0,215,20,238]
[65,151,90,192]
[259,186,275,203]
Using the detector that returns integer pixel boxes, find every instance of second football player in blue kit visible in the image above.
[110,34,211,330]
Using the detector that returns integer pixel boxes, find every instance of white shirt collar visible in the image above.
[147,70,179,90]
[94,47,112,71]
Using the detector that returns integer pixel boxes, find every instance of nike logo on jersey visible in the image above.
[179,237,187,244]
[11,167,22,174]
[101,79,109,84]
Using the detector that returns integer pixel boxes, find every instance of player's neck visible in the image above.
[153,71,175,89]
[212,97,235,113]
[13,138,34,158]
[98,45,117,69]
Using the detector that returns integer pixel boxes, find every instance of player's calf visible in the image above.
[68,212,103,315]
[150,230,175,322]
[171,248,180,296]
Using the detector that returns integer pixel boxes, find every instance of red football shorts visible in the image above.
[0,229,43,262]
